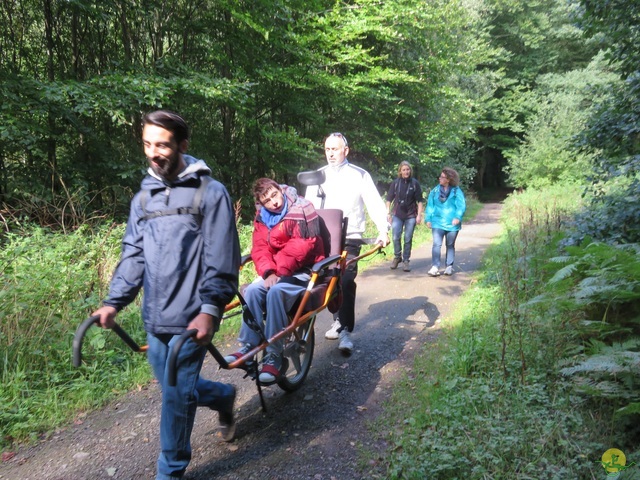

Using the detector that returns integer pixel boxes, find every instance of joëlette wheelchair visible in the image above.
[73,170,383,410]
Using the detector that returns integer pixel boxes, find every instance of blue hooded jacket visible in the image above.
[425,185,466,232]
[103,155,240,334]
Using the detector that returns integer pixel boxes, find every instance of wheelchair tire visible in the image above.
[277,317,315,392]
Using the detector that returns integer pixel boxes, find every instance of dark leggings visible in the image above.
[335,242,361,333]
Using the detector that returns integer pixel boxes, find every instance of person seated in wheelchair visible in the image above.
[224,178,325,383]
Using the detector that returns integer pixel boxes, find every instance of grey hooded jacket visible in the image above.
[103,155,240,335]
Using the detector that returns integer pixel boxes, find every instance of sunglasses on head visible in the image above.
[328,132,348,147]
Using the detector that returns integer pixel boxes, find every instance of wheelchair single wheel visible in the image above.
[277,316,315,392]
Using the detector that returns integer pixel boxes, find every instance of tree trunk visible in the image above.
[43,0,58,195]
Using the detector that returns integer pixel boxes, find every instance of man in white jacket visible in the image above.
[305,132,389,354]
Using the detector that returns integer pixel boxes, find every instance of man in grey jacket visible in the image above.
[92,110,241,480]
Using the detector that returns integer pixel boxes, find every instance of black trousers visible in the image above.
[335,242,361,333]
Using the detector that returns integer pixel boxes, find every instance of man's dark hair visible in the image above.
[142,110,190,144]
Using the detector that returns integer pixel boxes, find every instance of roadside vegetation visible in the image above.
[374,189,639,478]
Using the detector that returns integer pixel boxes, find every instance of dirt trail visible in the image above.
[0,203,503,480]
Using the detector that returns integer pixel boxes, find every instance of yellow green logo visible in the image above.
[601,448,636,477]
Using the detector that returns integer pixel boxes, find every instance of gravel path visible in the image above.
[0,203,503,480]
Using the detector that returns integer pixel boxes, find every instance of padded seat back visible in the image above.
[300,209,346,313]
[317,209,346,257]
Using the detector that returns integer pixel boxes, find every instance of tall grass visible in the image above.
[0,218,262,448]
[0,224,151,446]
[372,185,633,479]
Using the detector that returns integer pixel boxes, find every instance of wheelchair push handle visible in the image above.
[344,239,385,267]
[72,315,144,368]
[167,329,222,387]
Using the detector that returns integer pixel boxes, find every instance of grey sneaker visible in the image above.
[338,330,354,354]
[258,352,282,383]
[428,266,440,276]
[218,385,236,442]
[325,319,341,340]
[390,257,401,269]
[444,266,453,275]
[223,343,253,364]
[403,261,411,272]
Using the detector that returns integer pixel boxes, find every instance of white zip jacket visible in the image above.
[305,161,388,240]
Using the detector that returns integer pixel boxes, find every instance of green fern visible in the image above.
[559,340,640,408]
[548,262,579,283]
[616,401,640,416]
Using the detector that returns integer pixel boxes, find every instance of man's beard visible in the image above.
[149,153,181,179]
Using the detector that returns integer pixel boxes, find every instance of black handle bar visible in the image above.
[167,329,225,387]
[73,315,143,368]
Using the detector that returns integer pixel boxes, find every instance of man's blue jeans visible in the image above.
[431,228,459,268]
[146,332,235,479]
[391,216,417,262]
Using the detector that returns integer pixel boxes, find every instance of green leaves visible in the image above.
[1,0,490,215]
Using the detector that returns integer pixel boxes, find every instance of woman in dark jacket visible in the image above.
[386,161,424,272]
[225,178,325,383]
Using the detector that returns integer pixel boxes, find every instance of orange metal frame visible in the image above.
[223,244,382,370]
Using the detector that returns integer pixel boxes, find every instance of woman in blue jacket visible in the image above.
[425,167,466,276]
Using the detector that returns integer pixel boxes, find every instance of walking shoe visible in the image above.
[258,352,282,383]
[338,330,354,355]
[444,266,453,275]
[325,319,341,340]
[217,385,236,442]
[403,261,411,272]
[223,343,253,364]
[428,266,440,276]
[390,257,401,269]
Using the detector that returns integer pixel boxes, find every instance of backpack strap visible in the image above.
[139,176,211,223]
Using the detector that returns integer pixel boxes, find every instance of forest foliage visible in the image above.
[0,0,484,224]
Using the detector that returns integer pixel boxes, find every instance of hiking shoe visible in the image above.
[390,257,401,269]
[258,352,282,383]
[403,261,411,272]
[428,266,440,277]
[218,385,236,442]
[325,319,341,340]
[338,330,354,355]
[444,266,453,276]
[223,344,253,364]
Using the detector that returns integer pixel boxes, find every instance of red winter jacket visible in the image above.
[251,186,325,278]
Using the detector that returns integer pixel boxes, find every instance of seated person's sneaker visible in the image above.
[217,385,236,442]
[258,352,282,383]
[224,343,254,364]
